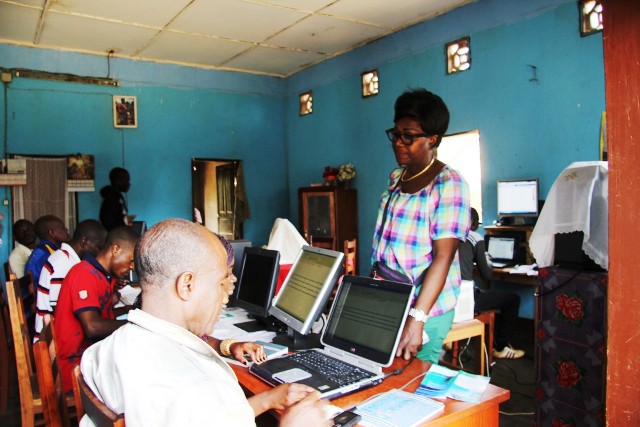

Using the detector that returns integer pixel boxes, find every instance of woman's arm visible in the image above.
[395,237,460,360]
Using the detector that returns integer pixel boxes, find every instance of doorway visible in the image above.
[191,158,244,240]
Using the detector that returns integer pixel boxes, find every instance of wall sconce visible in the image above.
[299,91,313,116]
[446,37,471,75]
[579,0,603,36]
[361,70,379,97]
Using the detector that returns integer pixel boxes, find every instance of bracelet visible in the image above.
[219,338,238,356]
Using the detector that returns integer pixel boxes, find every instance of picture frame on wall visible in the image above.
[113,95,137,128]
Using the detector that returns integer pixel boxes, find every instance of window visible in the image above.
[361,70,379,97]
[579,0,603,36]
[446,37,471,74]
[438,130,483,220]
[299,91,313,116]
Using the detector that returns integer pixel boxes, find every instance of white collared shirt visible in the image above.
[80,309,256,427]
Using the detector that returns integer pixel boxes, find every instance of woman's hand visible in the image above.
[229,341,267,365]
[395,318,424,360]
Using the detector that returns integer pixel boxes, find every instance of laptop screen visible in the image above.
[487,236,517,262]
[321,275,414,366]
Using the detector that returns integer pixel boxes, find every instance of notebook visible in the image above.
[249,275,415,400]
[486,235,518,268]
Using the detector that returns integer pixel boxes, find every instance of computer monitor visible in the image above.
[269,245,344,337]
[497,178,539,223]
[131,221,147,237]
[233,247,280,332]
[486,235,519,266]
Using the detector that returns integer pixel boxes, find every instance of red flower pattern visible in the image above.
[556,294,584,322]
[556,360,582,389]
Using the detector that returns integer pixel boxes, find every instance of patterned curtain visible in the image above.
[12,157,69,229]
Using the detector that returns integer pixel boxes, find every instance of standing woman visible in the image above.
[372,88,471,364]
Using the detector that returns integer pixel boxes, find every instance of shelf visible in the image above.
[0,173,27,186]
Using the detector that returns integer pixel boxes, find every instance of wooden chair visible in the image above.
[343,238,357,275]
[4,261,12,281]
[450,310,496,369]
[0,281,16,416]
[6,276,73,426]
[441,319,486,376]
[72,365,125,427]
[33,319,72,426]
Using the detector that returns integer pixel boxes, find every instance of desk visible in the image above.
[231,357,509,426]
[491,268,539,286]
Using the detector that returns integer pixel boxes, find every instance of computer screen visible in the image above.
[234,247,280,322]
[269,245,344,336]
[486,235,517,263]
[131,221,147,237]
[497,178,539,217]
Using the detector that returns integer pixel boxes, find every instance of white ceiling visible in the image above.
[0,0,473,78]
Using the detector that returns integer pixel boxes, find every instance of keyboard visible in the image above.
[289,351,374,386]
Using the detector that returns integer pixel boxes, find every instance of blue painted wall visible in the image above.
[285,0,604,318]
[0,0,604,318]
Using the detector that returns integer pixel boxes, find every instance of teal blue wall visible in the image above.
[0,46,288,251]
[0,0,604,319]
[284,1,604,318]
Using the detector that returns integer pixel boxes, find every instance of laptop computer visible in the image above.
[486,235,518,268]
[249,275,415,400]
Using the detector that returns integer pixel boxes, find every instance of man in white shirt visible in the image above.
[81,218,330,427]
[34,219,107,341]
[8,219,36,278]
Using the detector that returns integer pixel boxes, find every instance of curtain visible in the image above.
[12,157,69,229]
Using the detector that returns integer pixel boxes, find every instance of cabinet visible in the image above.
[298,186,357,252]
[535,267,607,426]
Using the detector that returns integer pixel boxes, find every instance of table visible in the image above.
[231,357,509,426]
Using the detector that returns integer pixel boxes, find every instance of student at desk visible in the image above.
[81,219,329,426]
[460,208,524,359]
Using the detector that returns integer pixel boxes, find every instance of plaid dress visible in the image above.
[372,165,471,316]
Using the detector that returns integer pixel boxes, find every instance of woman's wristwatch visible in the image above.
[409,308,428,323]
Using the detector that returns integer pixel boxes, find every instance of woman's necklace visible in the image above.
[401,156,436,182]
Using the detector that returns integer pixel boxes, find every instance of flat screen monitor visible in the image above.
[131,221,147,237]
[234,247,280,330]
[497,178,539,218]
[269,245,344,336]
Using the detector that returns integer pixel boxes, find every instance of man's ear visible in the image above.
[175,272,195,301]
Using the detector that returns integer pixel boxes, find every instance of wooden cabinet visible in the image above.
[298,186,357,252]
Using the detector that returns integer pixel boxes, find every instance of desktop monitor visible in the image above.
[234,247,281,331]
[131,221,147,237]
[497,178,539,223]
[269,245,344,336]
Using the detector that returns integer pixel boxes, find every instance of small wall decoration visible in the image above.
[113,95,137,128]
[67,154,95,191]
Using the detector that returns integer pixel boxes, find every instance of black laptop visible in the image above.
[249,275,415,399]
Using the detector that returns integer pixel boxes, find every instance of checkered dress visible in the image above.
[371,165,471,316]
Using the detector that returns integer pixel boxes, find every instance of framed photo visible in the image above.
[113,95,137,128]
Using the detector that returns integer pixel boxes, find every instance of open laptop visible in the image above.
[486,235,518,268]
[249,275,415,400]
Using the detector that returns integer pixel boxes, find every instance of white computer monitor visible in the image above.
[269,245,344,336]
[497,178,539,219]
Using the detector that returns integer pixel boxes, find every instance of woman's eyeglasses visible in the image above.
[385,128,431,146]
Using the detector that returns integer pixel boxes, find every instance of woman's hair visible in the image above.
[394,88,450,147]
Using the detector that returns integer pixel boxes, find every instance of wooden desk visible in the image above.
[231,357,509,426]
[491,268,539,286]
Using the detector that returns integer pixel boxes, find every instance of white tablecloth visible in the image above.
[529,161,608,269]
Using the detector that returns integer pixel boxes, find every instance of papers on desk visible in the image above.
[415,364,490,404]
[507,264,538,276]
[354,389,444,427]
[118,285,141,306]
[212,307,276,343]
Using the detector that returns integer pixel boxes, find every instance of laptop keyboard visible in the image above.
[290,351,374,386]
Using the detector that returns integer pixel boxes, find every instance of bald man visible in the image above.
[80,219,330,427]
